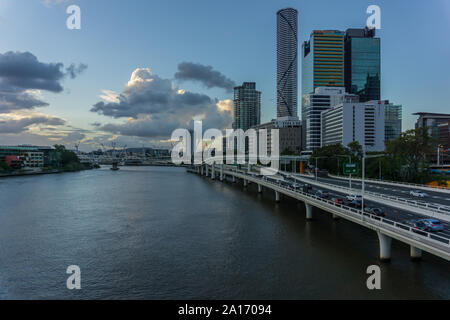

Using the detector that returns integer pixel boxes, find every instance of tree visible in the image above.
[311,144,352,175]
[53,144,82,171]
[347,141,363,161]
[384,128,434,183]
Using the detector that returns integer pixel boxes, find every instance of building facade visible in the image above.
[251,120,302,156]
[233,82,261,131]
[0,146,44,168]
[384,101,402,142]
[321,100,385,152]
[438,122,450,149]
[276,8,298,120]
[414,112,450,139]
[301,30,345,147]
[344,27,381,102]
[303,87,359,151]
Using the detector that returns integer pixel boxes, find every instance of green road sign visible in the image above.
[343,162,358,175]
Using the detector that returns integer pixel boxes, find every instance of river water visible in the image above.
[0,166,448,299]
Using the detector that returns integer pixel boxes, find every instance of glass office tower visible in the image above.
[344,27,381,102]
[233,82,261,132]
[301,30,345,148]
[384,101,402,142]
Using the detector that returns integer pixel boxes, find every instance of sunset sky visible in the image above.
[1,0,449,150]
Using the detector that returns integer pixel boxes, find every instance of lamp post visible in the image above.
[312,156,328,181]
[336,155,352,189]
[362,153,385,221]
[437,145,444,166]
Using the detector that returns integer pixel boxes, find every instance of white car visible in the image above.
[410,190,427,197]
[346,194,362,201]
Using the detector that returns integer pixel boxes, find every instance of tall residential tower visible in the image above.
[232,82,261,132]
[276,8,299,120]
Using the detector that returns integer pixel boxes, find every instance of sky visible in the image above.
[0,0,449,151]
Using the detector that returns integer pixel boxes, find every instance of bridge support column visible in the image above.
[243,179,248,187]
[332,213,340,220]
[410,246,422,260]
[258,184,262,193]
[201,166,204,176]
[205,165,209,177]
[232,175,236,183]
[248,163,251,172]
[220,164,224,181]
[211,164,215,180]
[275,191,280,203]
[377,232,392,262]
[305,203,313,220]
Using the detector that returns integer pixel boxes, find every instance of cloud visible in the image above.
[91,67,232,138]
[0,51,87,113]
[174,62,235,92]
[42,0,72,7]
[65,63,88,79]
[0,115,65,134]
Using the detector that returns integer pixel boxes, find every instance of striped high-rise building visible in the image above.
[276,8,299,120]
[233,82,261,132]
[301,30,345,148]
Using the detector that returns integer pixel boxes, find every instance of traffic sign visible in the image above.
[343,162,358,175]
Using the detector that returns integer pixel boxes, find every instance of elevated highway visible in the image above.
[188,164,450,262]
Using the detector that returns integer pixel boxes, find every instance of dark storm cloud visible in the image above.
[174,62,235,93]
[91,68,233,139]
[0,51,87,113]
[0,116,65,134]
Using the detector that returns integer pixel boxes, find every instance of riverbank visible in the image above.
[0,167,95,178]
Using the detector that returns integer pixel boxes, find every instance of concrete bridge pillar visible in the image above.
[275,191,280,202]
[211,164,215,180]
[332,213,340,220]
[205,165,209,177]
[305,203,313,220]
[410,246,422,260]
[377,232,392,262]
[201,166,204,176]
[243,179,248,187]
[248,163,251,172]
[232,175,236,183]
[220,164,224,181]
[258,184,262,193]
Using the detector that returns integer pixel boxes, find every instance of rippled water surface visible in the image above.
[0,166,448,299]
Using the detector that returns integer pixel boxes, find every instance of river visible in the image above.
[0,166,448,299]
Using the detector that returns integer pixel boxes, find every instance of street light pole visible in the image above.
[337,155,352,189]
[362,153,385,221]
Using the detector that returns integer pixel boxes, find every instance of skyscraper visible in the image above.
[344,27,381,102]
[233,82,261,132]
[301,30,345,148]
[384,101,402,142]
[276,8,298,120]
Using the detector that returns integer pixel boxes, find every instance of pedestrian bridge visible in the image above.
[187,164,450,262]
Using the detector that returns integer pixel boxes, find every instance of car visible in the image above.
[409,190,428,197]
[419,219,444,232]
[365,207,386,217]
[347,199,362,208]
[402,220,428,235]
[346,194,362,201]
[302,184,312,193]
[332,197,345,205]
[315,190,330,199]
